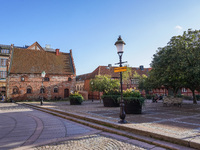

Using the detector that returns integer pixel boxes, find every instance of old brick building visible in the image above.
[6,42,76,101]
[76,65,151,100]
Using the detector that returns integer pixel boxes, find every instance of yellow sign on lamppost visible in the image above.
[114,66,127,73]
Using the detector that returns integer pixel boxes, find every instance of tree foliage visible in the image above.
[138,74,151,94]
[150,29,200,104]
[90,75,120,93]
[122,66,141,88]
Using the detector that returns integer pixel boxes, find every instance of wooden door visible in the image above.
[64,88,69,98]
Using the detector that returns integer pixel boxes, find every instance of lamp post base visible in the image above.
[118,119,127,124]
[40,99,43,106]
[118,102,127,123]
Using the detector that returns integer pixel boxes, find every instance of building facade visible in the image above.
[76,65,150,100]
[0,44,12,97]
[6,42,76,101]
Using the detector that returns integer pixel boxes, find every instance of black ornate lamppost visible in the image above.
[91,81,94,102]
[115,35,127,124]
[41,71,46,105]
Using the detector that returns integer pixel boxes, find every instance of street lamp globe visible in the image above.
[41,71,46,78]
[115,35,126,54]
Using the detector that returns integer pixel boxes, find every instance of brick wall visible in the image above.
[7,74,76,101]
[84,79,90,92]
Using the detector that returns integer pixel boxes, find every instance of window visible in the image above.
[27,86,32,94]
[68,77,72,81]
[0,71,7,79]
[77,85,80,91]
[40,87,45,93]
[1,49,9,54]
[44,77,49,81]
[54,86,58,93]
[13,87,19,94]
[182,88,187,93]
[1,86,6,92]
[0,59,7,67]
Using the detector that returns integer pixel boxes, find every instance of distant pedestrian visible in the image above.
[2,94,4,102]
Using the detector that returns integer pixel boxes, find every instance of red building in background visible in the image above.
[76,65,200,100]
[75,65,151,100]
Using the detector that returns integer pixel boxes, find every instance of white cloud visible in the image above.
[175,25,183,31]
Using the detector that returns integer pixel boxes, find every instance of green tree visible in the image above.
[179,29,200,104]
[138,74,151,94]
[122,66,132,88]
[90,75,120,93]
[122,66,141,88]
[150,29,200,104]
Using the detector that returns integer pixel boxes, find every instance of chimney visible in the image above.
[56,49,59,55]
[11,44,14,49]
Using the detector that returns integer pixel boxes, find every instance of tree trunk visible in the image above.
[191,89,197,104]
[173,87,180,98]
[173,88,178,97]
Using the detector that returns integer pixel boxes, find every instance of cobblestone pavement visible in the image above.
[23,100,200,149]
[0,103,167,150]
[34,134,146,150]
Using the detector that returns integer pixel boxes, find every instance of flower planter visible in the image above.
[69,96,83,105]
[124,99,143,114]
[103,97,119,107]
[70,99,82,105]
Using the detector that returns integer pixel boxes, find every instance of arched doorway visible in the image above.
[64,88,69,98]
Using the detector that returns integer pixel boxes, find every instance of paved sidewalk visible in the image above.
[0,103,168,150]
[0,103,96,149]
[22,99,200,149]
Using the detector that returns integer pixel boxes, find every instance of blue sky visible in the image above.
[1,0,200,75]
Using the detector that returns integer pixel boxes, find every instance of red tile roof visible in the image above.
[10,48,74,75]
[85,66,151,79]
[76,73,91,81]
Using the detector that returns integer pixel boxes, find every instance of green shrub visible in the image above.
[101,95,120,102]
[196,95,200,100]
[182,95,192,100]
[118,97,145,105]
[123,88,141,98]
[69,92,84,104]
[69,96,83,103]
[103,90,121,95]
[146,94,152,99]
[176,94,183,98]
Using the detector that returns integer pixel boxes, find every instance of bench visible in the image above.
[163,96,182,107]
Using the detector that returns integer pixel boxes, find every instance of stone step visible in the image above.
[21,103,195,150]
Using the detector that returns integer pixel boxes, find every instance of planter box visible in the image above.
[69,97,82,105]
[70,99,82,105]
[124,100,142,114]
[102,97,119,107]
